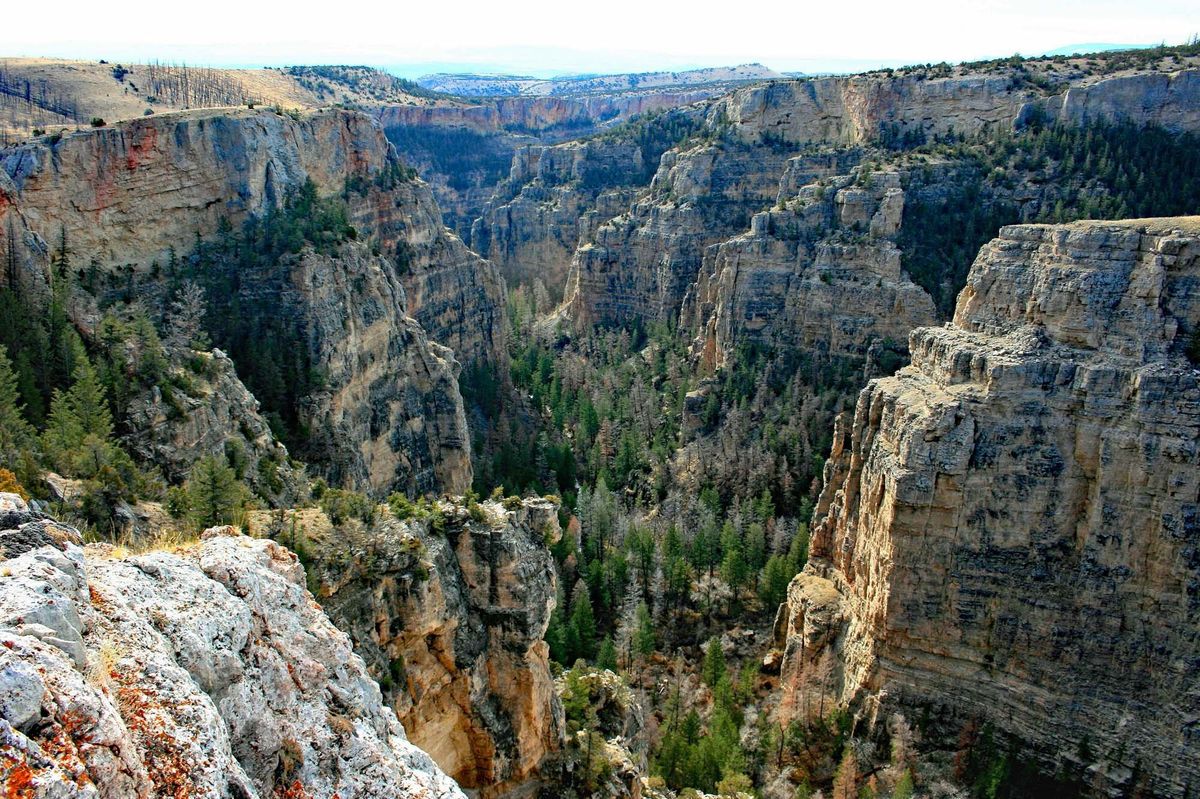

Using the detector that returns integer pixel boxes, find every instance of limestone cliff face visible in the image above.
[562,140,794,325]
[471,139,648,299]
[0,106,504,365]
[0,108,497,495]
[280,498,565,797]
[684,165,936,373]
[0,495,465,798]
[776,219,1200,797]
[711,69,1200,148]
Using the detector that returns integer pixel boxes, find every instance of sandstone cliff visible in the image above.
[0,108,499,495]
[0,494,465,798]
[255,497,565,797]
[776,218,1200,797]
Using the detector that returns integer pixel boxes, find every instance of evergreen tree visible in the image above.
[186,455,247,529]
[42,357,114,473]
[759,553,795,611]
[546,591,569,664]
[701,636,726,689]
[634,602,656,657]
[597,635,618,671]
[720,536,749,602]
[0,346,33,463]
[569,587,598,662]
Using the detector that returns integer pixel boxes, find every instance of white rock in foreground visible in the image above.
[0,495,465,799]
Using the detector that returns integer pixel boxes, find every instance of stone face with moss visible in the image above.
[0,494,465,798]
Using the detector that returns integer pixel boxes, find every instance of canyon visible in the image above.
[2,43,1200,799]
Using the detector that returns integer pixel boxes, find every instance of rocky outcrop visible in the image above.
[776,218,1200,797]
[562,139,794,326]
[123,348,306,504]
[0,494,465,798]
[471,139,648,299]
[0,107,499,495]
[560,67,1200,336]
[685,165,937,373]
[711,69,1200,148]
[268,497,565,797]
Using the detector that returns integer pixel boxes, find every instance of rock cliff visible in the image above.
[684,164,937,373]
[0,494,465,798]
[0,106,504,365]
[122,347,307,505]
[0,107,499,495]
[558,67,1200,340]
[711,69,1200,148]
[471,139,648,299]
[776,218,1200,797]
[562,139,794,326]
[258,497,565,797]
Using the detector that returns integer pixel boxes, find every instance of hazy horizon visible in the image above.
[3,0,1196,79]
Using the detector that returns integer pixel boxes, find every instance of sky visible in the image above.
[1,0,1195,77]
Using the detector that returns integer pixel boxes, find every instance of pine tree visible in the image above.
[186,455,247,529]
[760,553,794,610]
[892,769,915,799]
[0,346,33,463]
[42,356,114,473]
[634,602,656,657]
[833,746,859,799]
[546,589,569,664]
[569,587,597,662]
[597,635,618,671]
[701,636,726,689]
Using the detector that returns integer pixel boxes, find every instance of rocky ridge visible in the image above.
[0,493,465,798]
[255,496,565,797]
[776,218,1200,797]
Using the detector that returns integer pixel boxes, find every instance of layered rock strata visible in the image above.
[776,218,1200,797]
[265,497,565,797]
[0,108,497,495]
[685,166,937,373]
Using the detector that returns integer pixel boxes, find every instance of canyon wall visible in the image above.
[375,93,712,139]
[471,139,648,299]
[684,164,936,373]
[711,68,1200,148]
[261,497,565,797]
[558,68,1200,348]
[0,108,500,495]
[0,495,465,798]
[776,218,1200,797]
